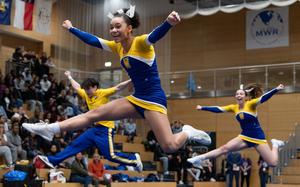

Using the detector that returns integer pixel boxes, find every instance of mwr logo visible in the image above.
[250,10,284,45]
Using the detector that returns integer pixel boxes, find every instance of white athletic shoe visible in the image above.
[187,155,205,169]
[22,122,54,141]
[135,153,143,173]
[271,139,285,148]
[34,155,55,169]
[182,125,211,145]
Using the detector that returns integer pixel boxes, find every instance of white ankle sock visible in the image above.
[48,122,61,134]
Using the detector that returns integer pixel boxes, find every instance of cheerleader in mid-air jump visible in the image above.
[188,83,285,167]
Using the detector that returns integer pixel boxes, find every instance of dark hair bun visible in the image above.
[244,83,263,99]
[113,8,140,29]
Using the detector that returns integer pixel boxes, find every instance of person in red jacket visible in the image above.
[88,153,111,187]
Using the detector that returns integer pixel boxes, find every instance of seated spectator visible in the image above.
[181,145,194,183]
[215,154,227,181]
[61,131,73,145]
[24,83,43,113]
[115,120,124,135]
[0,115,9,133]
[7,122,27,162]
[201,159,216,182]
[44,112,57,124]
[58,79,67,93]
[1,88,13,117]
[48,81,59,100]
[66,89,80,115]
[171,120,183,134]
[0,123,13,168]
[70,152,93,187]
[47,144,59,156]
[147,129,170,175]
[28,110,43,124]
[22,68,32,84]
[13,73,25,99]
[40,74,51,100]
[31,52,40,71]
[22,133,42,159]
[39,52,49,76]
[10,107,29,127]
[24,51,39,75]
[4,70,15,88]
[145,130,157,152]
[0,78,7,100]
[169,151,183,184]
[155,146,169,175]
[88,153,111,187]
[12,47,24,63]
[123,118,136,143]
[187,166,201,181]
[10,94,24,110]
[52,133,68,150]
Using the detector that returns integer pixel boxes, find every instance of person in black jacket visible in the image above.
[70,152,93,187]
[227,151,242,187]
[258,156,269,187]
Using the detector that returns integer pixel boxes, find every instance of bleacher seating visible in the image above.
[278,158,300,184]
[110,183,176,187]
[37,168,158,180]
[194,182,226,187]
[44,183,82,187]
[37,168,72,181]
[267,185,300,187]
[114,135,142,144]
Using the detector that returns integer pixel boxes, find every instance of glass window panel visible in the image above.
[268,65,293,89]
[241,67,266,89]
[215,69,239,92]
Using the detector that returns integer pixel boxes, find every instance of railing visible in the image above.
[271,123,300,183]
[160,61,300,98]
[7,58,300,99]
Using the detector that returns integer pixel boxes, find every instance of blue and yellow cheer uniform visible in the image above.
[201,88,279,147]
[69,21,173,117]
[47,87,138,167]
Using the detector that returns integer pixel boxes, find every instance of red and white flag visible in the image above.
[13,0,34,30]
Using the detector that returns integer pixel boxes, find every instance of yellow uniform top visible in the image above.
[77,87,116,128]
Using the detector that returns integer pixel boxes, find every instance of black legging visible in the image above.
[259,172,268,187]
[228,171,239,187]
[241,172,251,187]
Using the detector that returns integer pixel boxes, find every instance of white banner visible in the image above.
[34,0,52,35]
[246,7,289,50]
